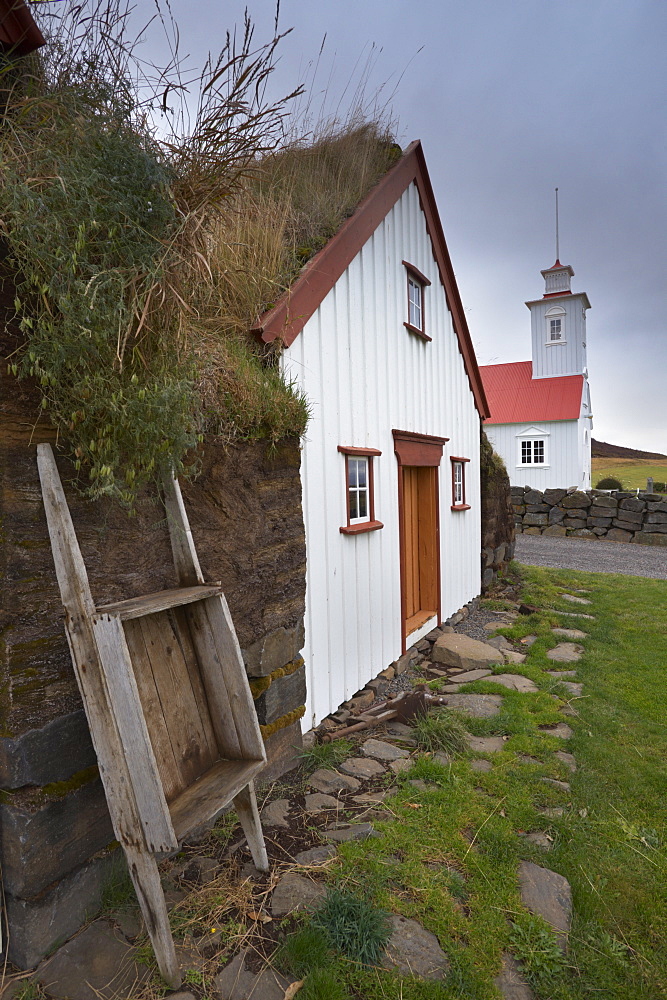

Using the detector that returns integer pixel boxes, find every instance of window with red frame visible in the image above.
[338,446,383,534]
[450,457,470,510]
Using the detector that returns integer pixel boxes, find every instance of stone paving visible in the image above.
[9,587,595,1000]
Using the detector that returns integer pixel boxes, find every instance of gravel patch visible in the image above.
[515,533,667,580]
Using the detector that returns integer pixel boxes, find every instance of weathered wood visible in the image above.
[162,473,205,587]
[169,758,265,842]
[124,845,181,989]
[123,619,183,802]
[137,612,218,792]
[200,595,266,761]
[97,585,222,620]
[91,614,177,852]
[36,444,148,850]
[233,781,269,871]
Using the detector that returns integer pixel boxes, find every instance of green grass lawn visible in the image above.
[274,564,667,999]
[592,457,667,490]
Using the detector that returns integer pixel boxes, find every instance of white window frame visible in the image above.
[337,446,384,535]
[516,427,550,468]
[545,306,566,345]
[450,457,470,510]
[402,260,432,341]
[348,456,370,524]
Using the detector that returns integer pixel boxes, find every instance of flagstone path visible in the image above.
[10,588,597,1000]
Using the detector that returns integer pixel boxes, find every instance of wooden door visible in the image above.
[401,466,439,638]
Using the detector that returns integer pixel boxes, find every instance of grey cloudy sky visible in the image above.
[142,0,666,453]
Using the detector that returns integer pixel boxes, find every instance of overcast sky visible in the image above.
[138,0,666,453]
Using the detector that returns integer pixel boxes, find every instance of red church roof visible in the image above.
[479,361,584,424]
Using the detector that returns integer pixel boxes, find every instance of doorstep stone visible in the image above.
[443,694,503,718]
[304,793,341,814]
[547,643,583,663]
[260,798,292,828]
[466,735,506,753]
[382,915,449,980]
[34,921,150,1000]
[493,952,536,999]
[432,634,504,671]
[518,861,572,952]
[361,738,410,762]
[339,757,385,779]
[552,628,588,641]
[270,874,326,918]
[214,951,297,1000]
[307,769,361,794]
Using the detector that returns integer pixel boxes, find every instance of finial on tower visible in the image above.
[555,187,560,265]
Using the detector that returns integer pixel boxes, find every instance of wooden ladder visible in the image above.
[37,444,269,987]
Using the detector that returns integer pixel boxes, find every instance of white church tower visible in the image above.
[526,260,591,380]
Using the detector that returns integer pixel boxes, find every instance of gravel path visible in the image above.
[515,533,667,580]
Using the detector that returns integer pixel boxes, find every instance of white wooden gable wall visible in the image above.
[282,182,481,728]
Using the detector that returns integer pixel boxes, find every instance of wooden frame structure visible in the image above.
[37,444,268,987]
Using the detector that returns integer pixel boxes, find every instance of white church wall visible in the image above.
[484,419,583,489]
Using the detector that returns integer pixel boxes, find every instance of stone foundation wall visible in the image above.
[480,430,516,589]
[512,487,667,545]
[0,273,307,967]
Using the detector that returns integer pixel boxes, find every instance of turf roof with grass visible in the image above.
[1,1,400,503]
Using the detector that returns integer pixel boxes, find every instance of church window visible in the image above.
[545,306,566,344]
[520,439,546,465]
[550,317,562,340]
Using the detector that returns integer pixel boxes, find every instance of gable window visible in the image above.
[549,317,562,340]
[521,439,545,465]
[338,446,383,534]
[402,260,432,341]
[450,457,470,510]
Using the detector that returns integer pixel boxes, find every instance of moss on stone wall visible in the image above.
[480,428,515,590]
[249,656,305,700]
[259,704,305,739]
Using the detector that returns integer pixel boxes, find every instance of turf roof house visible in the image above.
[254,141,490,729]
[479,260,593,491]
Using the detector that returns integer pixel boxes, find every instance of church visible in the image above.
[480,259,592,489]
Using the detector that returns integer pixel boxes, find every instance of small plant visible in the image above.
[595,476,623,490]
[302,966,352,1000]
[509,914,567,987]
[312,888,391,966]
[299,738,354,773]
[413,709,469,756]
[275,924,332,977]
[12,984,45,1000]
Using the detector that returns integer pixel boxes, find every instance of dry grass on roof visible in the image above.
[203,122,402,342]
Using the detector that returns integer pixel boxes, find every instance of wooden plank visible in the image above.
[169,758,265,842]
[97,585,222,620]
[233,782,269,871]
[123,619,183,803]
[124,844,181,989]
[138,612,218,792]
[184,599,243,760]
[92,615,177,851]
[200,595,266,761]
[36,444,152,850]
[170,606,219,762]
[162,473,205,587]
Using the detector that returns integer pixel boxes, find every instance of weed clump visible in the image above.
[299,738,354,773]
[509,914,566,989]
[413,709,469,756]
[311,888,391,966]
[595,476,623,490]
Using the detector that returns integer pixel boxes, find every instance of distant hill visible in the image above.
[592,439,667,460]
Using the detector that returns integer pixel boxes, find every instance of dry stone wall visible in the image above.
[480,431,516,589]
[512,487,667,545]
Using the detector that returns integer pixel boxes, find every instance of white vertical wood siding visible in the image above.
[530,294,588,379]
[282,182,481,728]
[484,419,586,490]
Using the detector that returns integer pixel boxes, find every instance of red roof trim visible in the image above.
[479,361,584,424]
[253,141,490,418]
[0,0,45,55]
